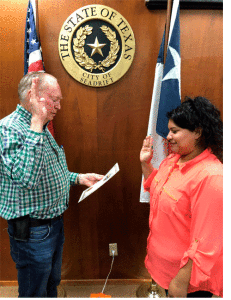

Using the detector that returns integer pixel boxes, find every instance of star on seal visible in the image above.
[87,37,106,57]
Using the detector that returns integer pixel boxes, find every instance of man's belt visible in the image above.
[29,214,63,227]
[8,214,63,242]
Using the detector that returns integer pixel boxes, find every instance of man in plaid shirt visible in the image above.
[0,71,103,297]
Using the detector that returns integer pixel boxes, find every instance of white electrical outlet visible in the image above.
[109,243,118,256]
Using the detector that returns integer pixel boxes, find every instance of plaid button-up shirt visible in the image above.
[0,105,78,220]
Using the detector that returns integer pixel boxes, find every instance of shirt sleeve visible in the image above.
[180,173,223,287]
[69,172,78,186]
[143,155,175,192]
[0,126,45,190]
[143,169,158,192]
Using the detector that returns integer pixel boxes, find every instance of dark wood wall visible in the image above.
[0,0,222,282]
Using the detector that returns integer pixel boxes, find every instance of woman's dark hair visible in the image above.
[167,96,223,162]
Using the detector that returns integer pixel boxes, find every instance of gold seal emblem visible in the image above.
[58,5,135,87]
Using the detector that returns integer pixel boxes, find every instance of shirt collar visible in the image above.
[176,148,212,171]
[16,104,32,126]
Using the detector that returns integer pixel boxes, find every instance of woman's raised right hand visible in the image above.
[140,136,153,164]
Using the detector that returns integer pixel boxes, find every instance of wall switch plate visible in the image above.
[109,243,118,256]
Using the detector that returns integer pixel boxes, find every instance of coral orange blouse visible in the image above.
[143,149,223,297]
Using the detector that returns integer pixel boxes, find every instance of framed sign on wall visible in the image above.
[145,0,223,9]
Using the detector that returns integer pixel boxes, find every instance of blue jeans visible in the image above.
[8,217,64,298]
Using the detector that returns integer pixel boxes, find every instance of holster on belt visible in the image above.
[11,215,30,242]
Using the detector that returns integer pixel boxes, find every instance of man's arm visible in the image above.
[0,126,45,189]
[140,136,154,179]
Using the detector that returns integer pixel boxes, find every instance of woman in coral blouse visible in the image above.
[140,96,223,298]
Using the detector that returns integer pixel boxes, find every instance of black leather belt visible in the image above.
[29,215,63,227]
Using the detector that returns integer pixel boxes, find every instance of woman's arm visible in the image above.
[168,259,193,297]
[140,136,154,179]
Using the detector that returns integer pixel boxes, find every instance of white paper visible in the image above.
[78,163,120,203]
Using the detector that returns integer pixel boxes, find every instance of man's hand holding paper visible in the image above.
[77,173,104,187]
[78,163,120,203]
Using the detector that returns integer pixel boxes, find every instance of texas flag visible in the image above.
[139,0,181,203]
[156,0,181,138]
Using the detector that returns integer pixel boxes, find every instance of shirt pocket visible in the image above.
[159,186,190,216]
[150,177,161,205]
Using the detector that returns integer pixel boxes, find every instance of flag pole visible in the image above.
[164,0,173,64]
[34,0,40,41]
[163,0,173,154]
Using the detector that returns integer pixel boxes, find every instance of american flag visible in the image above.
[24,0,44,74]
[24,0,55,136]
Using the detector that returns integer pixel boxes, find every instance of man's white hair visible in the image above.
[18,71,57,103]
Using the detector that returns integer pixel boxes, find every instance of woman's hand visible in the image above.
[168,259,193,298]
[140,136,154,180]
[168,277,188,298]
[140,136,153,164]
[78,173,104,187]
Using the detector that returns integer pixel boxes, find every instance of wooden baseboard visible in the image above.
[0,281,18,286]
[60,279,151,286]
[0,278,150,287]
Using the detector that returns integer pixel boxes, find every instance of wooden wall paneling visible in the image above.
[56,0,157,280]
[180,10,223,115]
[0,0,223,282]
[0,0,26,282]
[0,0,24,118]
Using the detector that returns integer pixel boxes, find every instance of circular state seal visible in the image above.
[58,5,135,87]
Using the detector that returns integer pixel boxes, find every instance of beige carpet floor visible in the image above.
[0,281,163,298]
[0,282,220,298]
